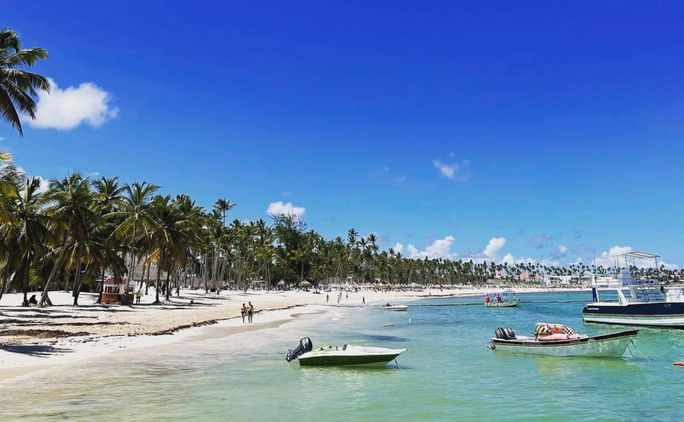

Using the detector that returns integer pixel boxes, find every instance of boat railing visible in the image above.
[633,282,665,302]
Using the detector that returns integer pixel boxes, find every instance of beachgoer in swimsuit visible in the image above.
[241,303,247,323]
[248,301,254,323]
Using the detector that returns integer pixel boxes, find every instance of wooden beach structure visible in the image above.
[101,278,135,305]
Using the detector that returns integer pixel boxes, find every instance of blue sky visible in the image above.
[3,1,684,266]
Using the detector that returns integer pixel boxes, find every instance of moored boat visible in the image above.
[485,298,520,308]
[484,290,520,308]
[285,337,406,367]
[488,323,638,357]
[385,303,408,311]
[581,251,684,328]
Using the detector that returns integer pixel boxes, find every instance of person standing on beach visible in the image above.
[248,301,254,323]
[362,296,365,304]
[135,289,143,304]
[241,303,247,323]
[326,293,329,303]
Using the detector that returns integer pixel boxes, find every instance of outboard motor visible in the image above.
[285,337,313,362]
[504,327,516,339]
[495,327,516,340]
[495,327,507,339]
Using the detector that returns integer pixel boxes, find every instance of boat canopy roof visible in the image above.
[611,251,660,259]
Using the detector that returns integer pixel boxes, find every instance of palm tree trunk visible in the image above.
[39,235,69,307]
[165,264,171,301]
[0,272,12,301]
[145,260,151,294]
[154,253,162,304]
[72,248,83,306]
[96,268,105,304]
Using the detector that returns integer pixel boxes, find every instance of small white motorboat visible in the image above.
[488,323,638,358]
[484,290,520,308]
[385,303,408,311]
[286,337,406,367]
[485,298,520,308]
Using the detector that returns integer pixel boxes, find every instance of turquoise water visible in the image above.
[1,292,682,421]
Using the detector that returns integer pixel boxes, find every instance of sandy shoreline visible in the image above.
[0,286,588,383]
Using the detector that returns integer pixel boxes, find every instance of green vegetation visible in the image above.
[0,28,50,136]
[1,167,682,307]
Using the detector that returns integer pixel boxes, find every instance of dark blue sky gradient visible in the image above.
[3,1,684,264]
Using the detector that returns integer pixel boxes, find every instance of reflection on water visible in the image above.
[1,292,683,421]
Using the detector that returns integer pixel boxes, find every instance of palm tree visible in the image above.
[213,198,235,227]
[0,176,52,304]
[39,173,94,307]
[0,29,50,136]
[111,181,159,289]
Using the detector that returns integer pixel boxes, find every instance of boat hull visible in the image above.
[582,302,684,328]
[491,330,637,357]
[485,300,519,308]
[297,346,406,367]
[385,305,408,311]
[298,353,402,367]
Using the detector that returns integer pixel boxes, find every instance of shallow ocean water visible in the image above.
[1,292,682,421]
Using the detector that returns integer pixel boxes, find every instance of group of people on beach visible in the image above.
[325,292,350,304]
[241,301,255,323]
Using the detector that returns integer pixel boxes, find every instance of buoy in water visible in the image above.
[383,323,394,327]
[674,362,684,366]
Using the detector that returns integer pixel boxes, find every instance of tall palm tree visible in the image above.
[0,29,50,136]
[0,176,52,304]
[111,181,159,288]
[39,173,94,306]
[213,198,235,227]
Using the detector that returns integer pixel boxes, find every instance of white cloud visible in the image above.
[601,245,632,257]
[433,159,471,181]
[14,166,50,193]
[483,237,506,257]
[391,242,403,255]
[0,136,5,141]
[407,244,420,257]
[502,253,537,265]
[558,244,568,255]
[404,236,457,259]
[27,78,118,130]
[266,201,306,219]
[37,176,50,193]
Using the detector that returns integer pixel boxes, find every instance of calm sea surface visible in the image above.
[1,292,682,421]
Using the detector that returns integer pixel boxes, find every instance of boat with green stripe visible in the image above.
[285,337,406,367]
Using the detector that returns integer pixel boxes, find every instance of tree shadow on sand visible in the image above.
[1,344,72,357]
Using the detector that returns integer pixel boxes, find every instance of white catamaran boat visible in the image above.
[489,323,638,357]
[582,251,684,328]
[285,337,406,367]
